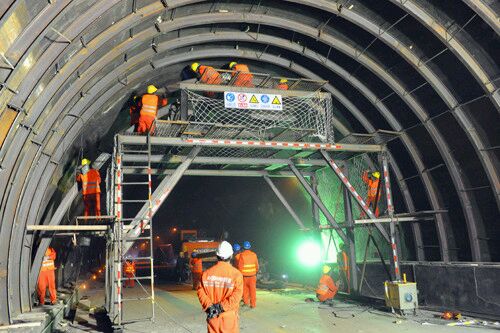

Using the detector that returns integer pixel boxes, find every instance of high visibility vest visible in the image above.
[367,178,379,197]
[140,94,159,118]
[190,258,203,274]
[277,83,289,90]
[199,66,222,85]
[238,250,259,276]
[316,275,337,299]
[41,248,56,272]
[124,262,136,274]
[78,169,101,195]
[232,64,253,87]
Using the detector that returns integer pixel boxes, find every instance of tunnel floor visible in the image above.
[73,282,499,333]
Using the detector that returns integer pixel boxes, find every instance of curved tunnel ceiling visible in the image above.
[0,0,498,324]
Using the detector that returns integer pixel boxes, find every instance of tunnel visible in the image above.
[0,0,499,330]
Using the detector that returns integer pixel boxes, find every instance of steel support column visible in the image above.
[342,163,358,293]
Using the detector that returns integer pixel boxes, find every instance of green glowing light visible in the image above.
[297,241,322,267]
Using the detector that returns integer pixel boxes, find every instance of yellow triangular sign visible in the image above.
[249,95,258,103]
[272,96,281,105]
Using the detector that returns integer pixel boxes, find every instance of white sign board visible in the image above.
[224,92,283,111]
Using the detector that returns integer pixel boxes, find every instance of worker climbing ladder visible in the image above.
[108,133,155,326]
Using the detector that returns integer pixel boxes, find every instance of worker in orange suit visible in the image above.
[129,95,141,132]
[190,253,203,290]
[316,265,338,302]
[228,62,254,87]
[191,62,223,98]
[76,158,101,217]
[197,241,243,333]
[337,243,350,294]
[276,79,289,90]
[362,170,381,217]
[237,241,259,308]
[232,243,242,268]
[124,259,136,288]
[37,247,57,305]
[136,85,167,134]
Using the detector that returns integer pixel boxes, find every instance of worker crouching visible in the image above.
[76,159,101,217]
[190,253,203,290]
[237,241,259,308]
[136,85,167,134]
[316,265,338,303]
[38,247,57,305]
[197,241,243,333]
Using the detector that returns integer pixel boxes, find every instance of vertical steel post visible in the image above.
[114,142,123,325]
[382,153,401,281]
[342,164,358,293]
[147,134,155,321]
[311,175,321,229]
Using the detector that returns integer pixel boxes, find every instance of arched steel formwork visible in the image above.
[0,0,498,325]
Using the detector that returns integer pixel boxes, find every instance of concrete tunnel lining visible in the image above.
[0,0,498,325]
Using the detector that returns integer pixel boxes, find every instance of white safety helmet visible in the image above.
[216,241,234,260]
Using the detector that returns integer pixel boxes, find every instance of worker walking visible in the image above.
[316,265,338,302]
[232,243,241,268]
[124,259,136,288]
[136,85,167,134]
[237,241,259,308]
[337,243,350,294]
[362,170,381,217]
[276,79,289,90]
[197,241,243,333]
[190,253,203,290]
[76,159,101,217]
[37,247,57,305]
[228,62,254,87]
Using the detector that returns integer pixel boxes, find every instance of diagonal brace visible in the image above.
[289,164,347,243]
[319,150,390,243]
[122,146,201,254]
[263,175,306,230]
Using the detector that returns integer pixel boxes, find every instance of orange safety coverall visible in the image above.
[38,247,57,305]
[316,274,338,302]
[276,83,289,90]
[124,261,136,288]
[137,94,167,134]
[231,64,254,87]
[337,250,350,293]
[197,261,243,333]
[362,171,381,217]
[237,250,259,308]
[76,169,101,217]
[199,65,223,98]
[191,257,203,290]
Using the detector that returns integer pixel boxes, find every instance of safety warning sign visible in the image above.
[224,92,283,111]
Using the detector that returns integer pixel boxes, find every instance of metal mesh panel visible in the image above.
[185,90,334,142]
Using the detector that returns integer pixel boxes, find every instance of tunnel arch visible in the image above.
[0,0,498,324]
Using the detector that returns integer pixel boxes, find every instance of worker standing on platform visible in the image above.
[276,79,289,90]
[190,253,203,290]
[228,62,254,87]
[136,85,167,134]
[197,241,243,333]
[38,247,57,305]
[124,259,136,288]
[362,170,381,217]
[316,265,338,302]
[76,159,101,217]
[232,243,241,268]
[237,241,259,308]
[337,243,350,293]
[191,62,223,98]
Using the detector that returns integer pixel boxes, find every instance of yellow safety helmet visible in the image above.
[81,158,91,166]
[323,265,331,274]
[372,171,381,179]
[147,85,158,94]
[229,61,237,69]
[191,62,200,72]
[280,78,288,84]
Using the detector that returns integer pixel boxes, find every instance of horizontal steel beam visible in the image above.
[354,217,429,224]
[118,135,384,153]
[121,154,327,166]
[121,168,313,177]
[27,225,108,231]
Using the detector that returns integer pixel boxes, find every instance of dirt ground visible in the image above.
[75,282,499,333]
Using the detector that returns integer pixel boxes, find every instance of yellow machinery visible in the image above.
[384,277,418,313]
